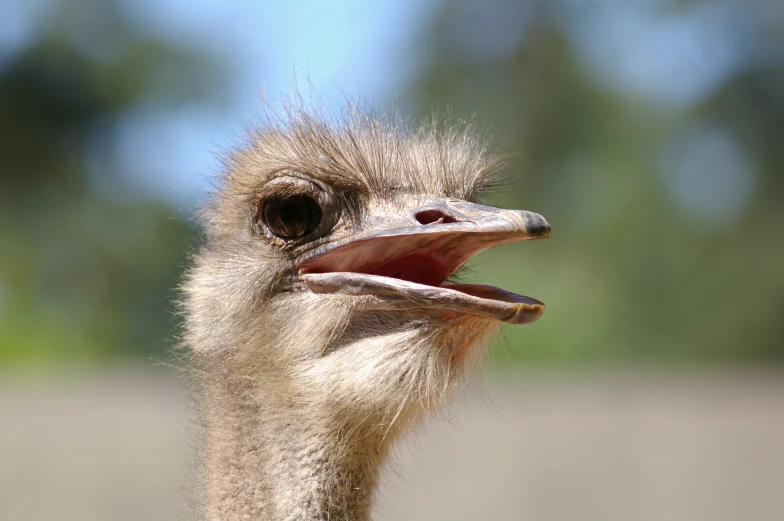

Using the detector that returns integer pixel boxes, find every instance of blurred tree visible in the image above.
[4,0,780,369]
[406,0,784,365]
[0,0,230,364]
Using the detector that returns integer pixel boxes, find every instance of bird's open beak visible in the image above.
[298,199,550,324]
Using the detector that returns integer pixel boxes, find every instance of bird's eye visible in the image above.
[260,194,323,239]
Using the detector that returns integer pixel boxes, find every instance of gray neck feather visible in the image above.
[199,373,389,521]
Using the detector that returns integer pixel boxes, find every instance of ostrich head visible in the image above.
[181,107,549,521]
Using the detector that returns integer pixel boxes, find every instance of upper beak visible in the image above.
[300,199,550,276]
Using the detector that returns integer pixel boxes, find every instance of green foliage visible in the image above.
[2,0,781,367]
[0,0,223,365]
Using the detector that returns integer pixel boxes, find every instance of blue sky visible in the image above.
[111,0,441,206]
[0,0,439,206]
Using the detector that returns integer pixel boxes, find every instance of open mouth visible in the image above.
[298,204,550,325]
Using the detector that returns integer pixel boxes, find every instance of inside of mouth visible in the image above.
[300,232,478,288]
[299,237,547,312]
[299,230,547,317]
[362,255,541,306]
[298,230,541,305]
[362,253,454,287]
[303,248,518,302]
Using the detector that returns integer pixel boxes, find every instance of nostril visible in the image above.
[415,209,459,225]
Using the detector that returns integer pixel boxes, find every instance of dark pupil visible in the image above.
[262,194,322,239]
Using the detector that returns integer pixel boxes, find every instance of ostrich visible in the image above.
[181,107,550,521]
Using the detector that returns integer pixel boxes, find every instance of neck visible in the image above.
[197,372,391,521]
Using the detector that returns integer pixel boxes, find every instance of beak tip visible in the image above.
[523,212,551,239]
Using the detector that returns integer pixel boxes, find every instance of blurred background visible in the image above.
[1,0,782,520]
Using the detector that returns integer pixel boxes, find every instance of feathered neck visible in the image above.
[187,294,498,520]
[197,368,392,521]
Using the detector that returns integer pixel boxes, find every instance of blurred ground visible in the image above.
[1,369,782,521]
